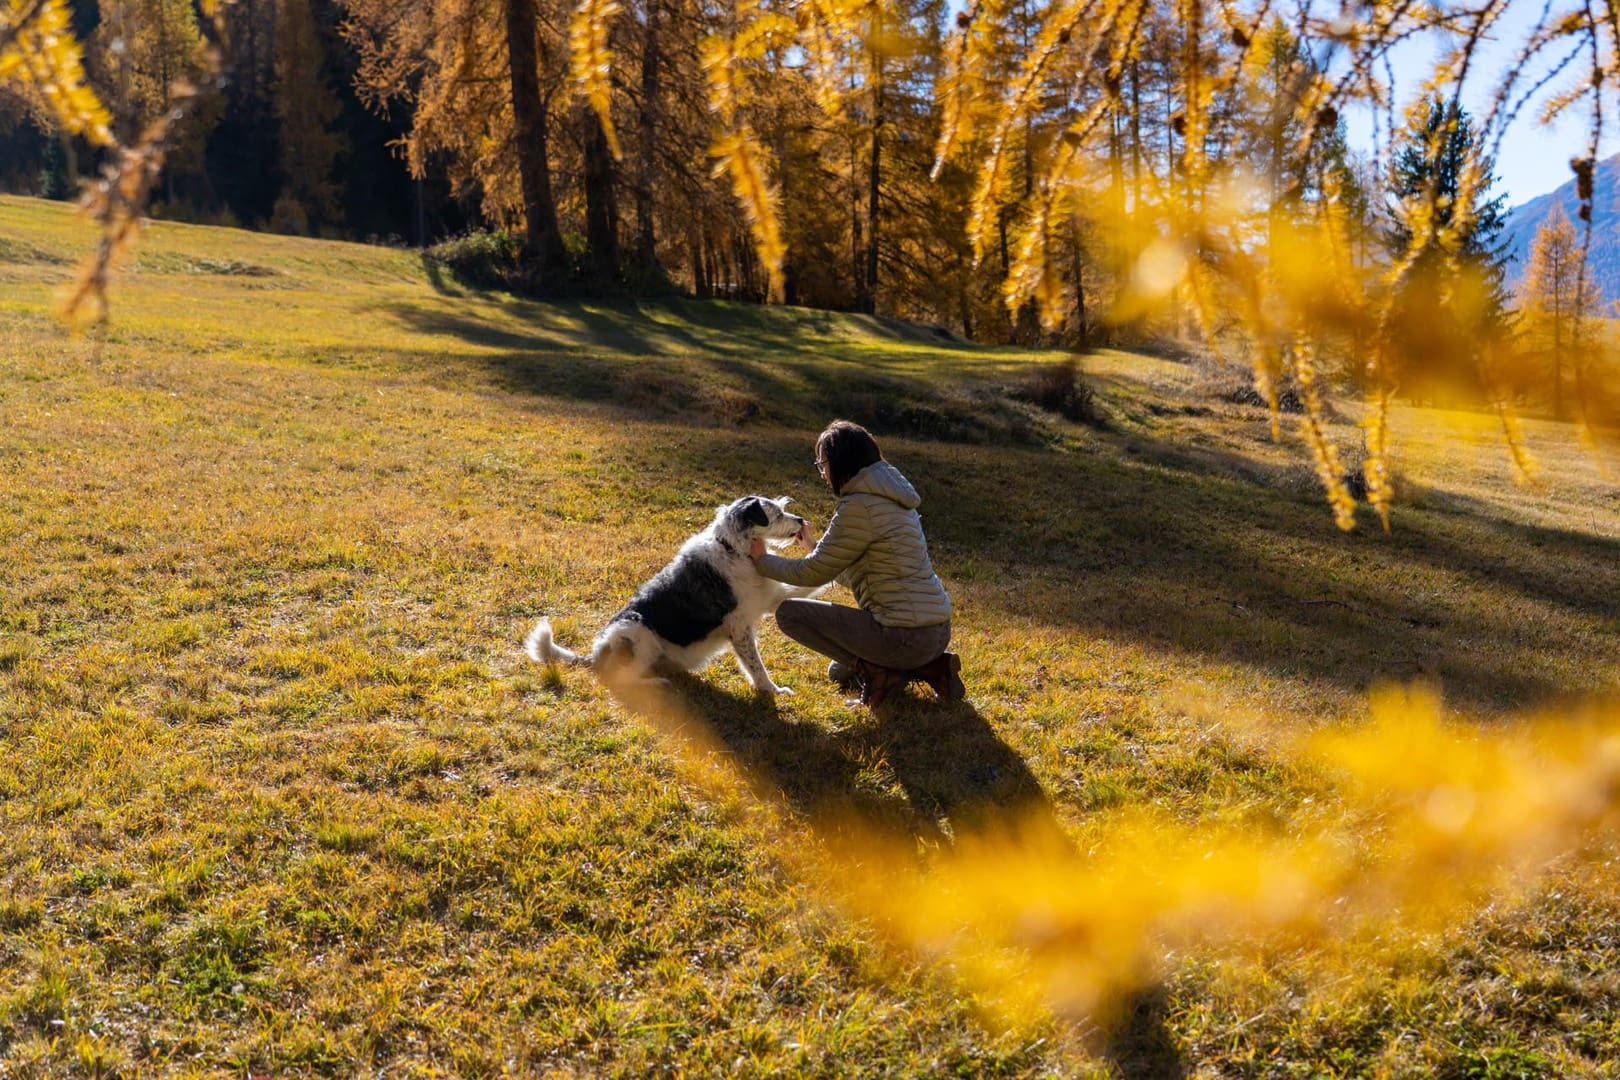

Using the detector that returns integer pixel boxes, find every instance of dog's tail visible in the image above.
[524,618,588,667]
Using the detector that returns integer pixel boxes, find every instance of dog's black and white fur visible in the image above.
[525,496,815,696]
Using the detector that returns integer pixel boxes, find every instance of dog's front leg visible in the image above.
[783,584,828,600]
[731,627,790,697]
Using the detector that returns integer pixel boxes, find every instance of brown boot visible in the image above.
[911,652,965,702]
[854,660,906,709]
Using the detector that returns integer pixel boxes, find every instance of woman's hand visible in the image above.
[749,538,766,559]
[796,520,814,547]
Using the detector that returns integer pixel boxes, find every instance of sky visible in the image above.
[932,0,1612,210]
[1339,1,1618,208]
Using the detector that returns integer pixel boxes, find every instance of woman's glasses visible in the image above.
[813,457,828,474]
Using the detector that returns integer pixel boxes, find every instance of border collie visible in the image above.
[525,496,816,696]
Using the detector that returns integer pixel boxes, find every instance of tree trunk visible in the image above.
[1130,58,1143,208]
[851,129,866,311]
[1571,303,1591,422]
[1108,103,1124,211]
[737,234,758,301]
[1070,222,1088,349]
[504,0,566,279]
[634,0,662,271]
[582,108,621,286]
[1553,304,1564,420]
[862,13,883,316]
[691,223,710,298]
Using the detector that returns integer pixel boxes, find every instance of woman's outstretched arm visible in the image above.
[754,503,867,587]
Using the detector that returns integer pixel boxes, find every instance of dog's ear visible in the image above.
[775,495,794,507]
[731,497,770,530]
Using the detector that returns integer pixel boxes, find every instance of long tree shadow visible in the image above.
[377,295,977,363]
[905,443,1620,712]
[380,302,667,356]
[369,300,1053,444]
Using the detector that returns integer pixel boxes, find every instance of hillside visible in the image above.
[1503,151,1620,306]
[3,194,1620,1076]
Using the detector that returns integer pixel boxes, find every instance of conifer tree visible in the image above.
[1518,204,1600,419]
[341,0,568,276]
[92,0,218,203]
[207,0,281,225]
[93,0,205,137]
[273,0,342,232]
[1382,97,1510,403]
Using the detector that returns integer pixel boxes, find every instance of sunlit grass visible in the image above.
[3,194,1620,1075]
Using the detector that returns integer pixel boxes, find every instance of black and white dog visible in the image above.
[525,496,816,696]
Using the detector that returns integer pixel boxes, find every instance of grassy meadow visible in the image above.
[3,193,1620,1077]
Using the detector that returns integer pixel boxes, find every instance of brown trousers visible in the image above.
[775,599,950,671]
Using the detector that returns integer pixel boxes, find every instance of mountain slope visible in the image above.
[1502,151,1620,308]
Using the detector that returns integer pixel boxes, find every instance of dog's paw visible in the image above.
[774,685,795,697]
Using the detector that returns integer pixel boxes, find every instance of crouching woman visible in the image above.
[749,419,964,708]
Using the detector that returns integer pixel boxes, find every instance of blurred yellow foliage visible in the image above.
[700,3,797,299]
[0,0,113,145]
[631,680,1620,1028]
[569,0,623,158]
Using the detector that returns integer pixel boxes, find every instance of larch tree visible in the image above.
[208,0,281,224]
[855,0,936,313]
[571,0,768,291]
[91,0,219,204]
[1518,203,1600,420]
[800,0,949,315]
[341,0,568,277]
[92,0,205,138]
[273,0,343,233]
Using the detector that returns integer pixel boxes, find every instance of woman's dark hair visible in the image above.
[815,420,883,495]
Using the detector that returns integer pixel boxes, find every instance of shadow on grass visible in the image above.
[420,253,462,298]
[640,672,1063,849]
[616,674,1188,1076]
[380,294,970,359]
[905,439,1620,713]
[1102,984,1188,1079]
[370,300,1061,445]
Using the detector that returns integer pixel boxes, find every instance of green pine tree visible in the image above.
[1382,97,1511,402]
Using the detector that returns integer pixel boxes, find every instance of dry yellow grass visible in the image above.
[3,194,1620,1076]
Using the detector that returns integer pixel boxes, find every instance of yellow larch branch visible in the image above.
[569,0,623,158]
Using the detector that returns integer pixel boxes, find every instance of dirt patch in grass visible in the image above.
[0,236,69,266]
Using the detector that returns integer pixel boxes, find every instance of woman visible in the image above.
[749,420,964,707]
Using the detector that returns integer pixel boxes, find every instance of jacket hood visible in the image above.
[843,460,920,508]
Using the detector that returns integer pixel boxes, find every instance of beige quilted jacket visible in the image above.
[756,460,952,628]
